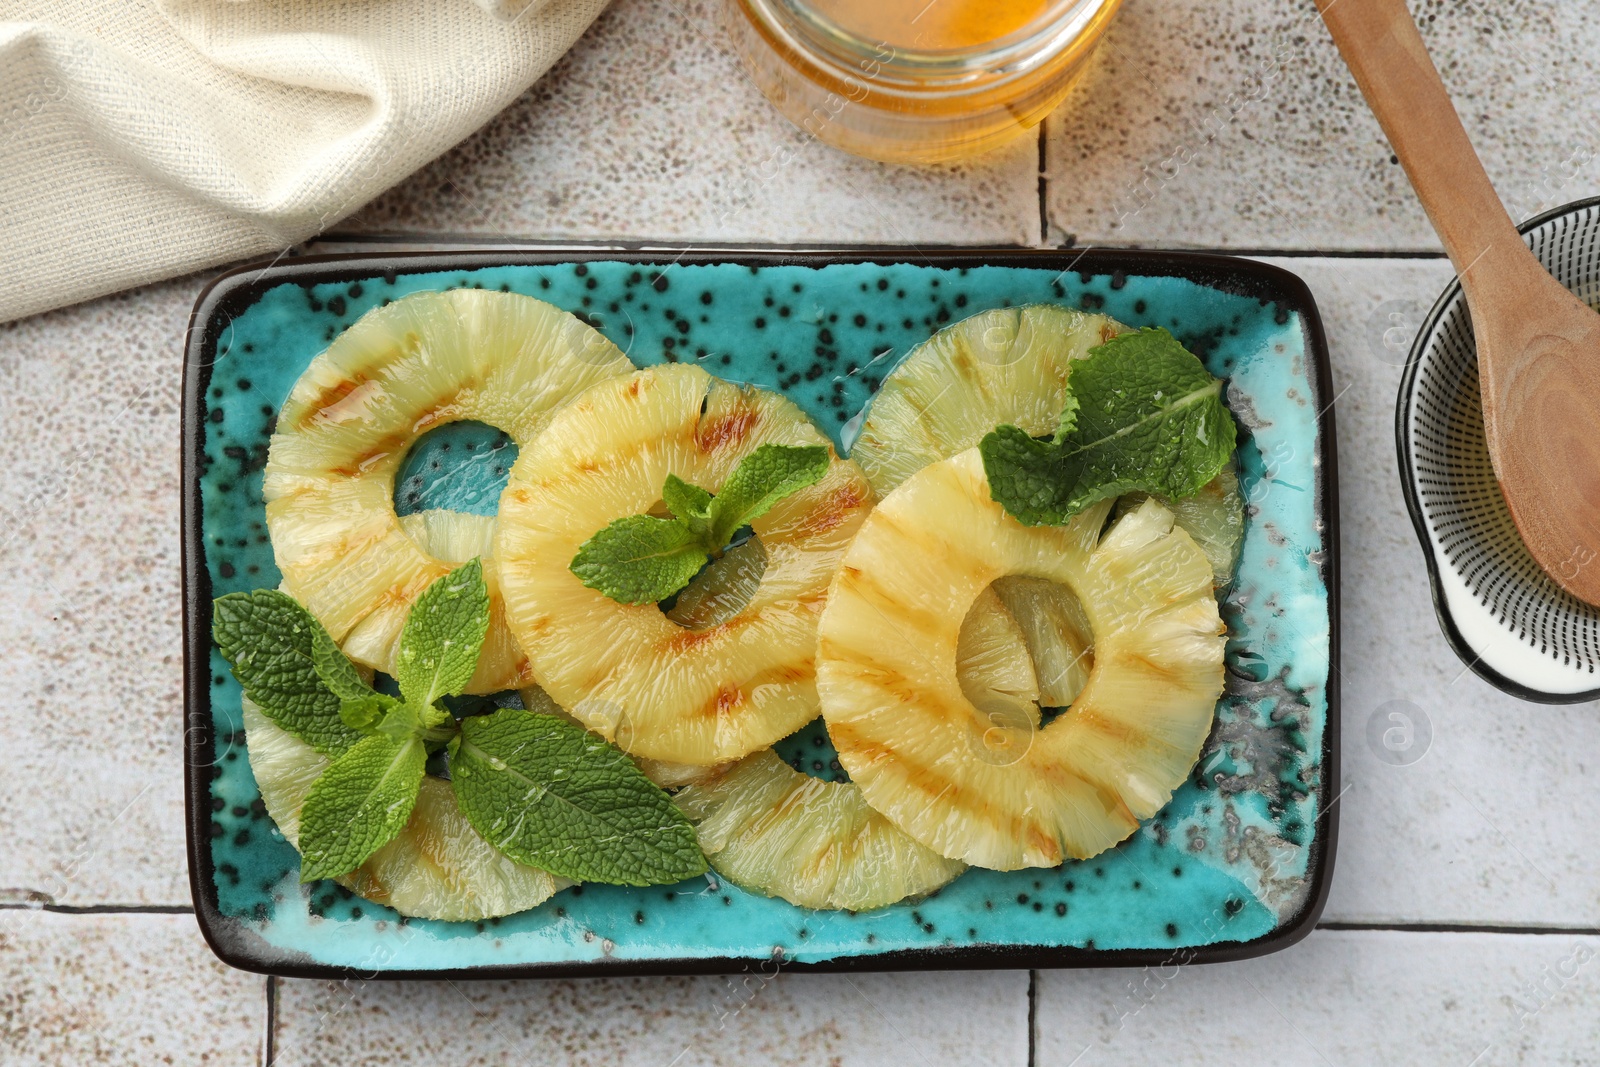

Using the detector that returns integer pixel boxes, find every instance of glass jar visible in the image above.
[725,0,1124,164]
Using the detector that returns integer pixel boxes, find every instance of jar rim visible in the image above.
[746,0,1115,87]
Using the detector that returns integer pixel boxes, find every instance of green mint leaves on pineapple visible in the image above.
[568,515,710,605]
[395,557,491,719]
[571,442,829,605]
[297,733,428,882]
[294,560,488,881]
[215,558,708,889]
[449,709,708,886]
[980,328,1237,527]
[212,590,366,758]
[215,561,490,881]
[702,443,829,546]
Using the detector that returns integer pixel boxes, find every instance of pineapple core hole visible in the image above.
[394,420,518,518]
[968,577,1096,718]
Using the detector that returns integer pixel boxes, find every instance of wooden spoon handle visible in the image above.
[1314,0,1527,284]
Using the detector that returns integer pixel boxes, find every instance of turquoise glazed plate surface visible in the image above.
[183,250,1339,978]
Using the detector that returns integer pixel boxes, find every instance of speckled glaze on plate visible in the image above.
[182,249,1339,978]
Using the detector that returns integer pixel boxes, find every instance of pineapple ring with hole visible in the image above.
[243,700,568,921]
[496,363,874,766]
[817,449,1226,871]
[263,289,633,695]
[674,750,966,912]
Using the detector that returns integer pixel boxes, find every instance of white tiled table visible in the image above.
[4,1,1599,1063]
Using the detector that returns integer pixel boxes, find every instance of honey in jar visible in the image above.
[726,0,1123,163]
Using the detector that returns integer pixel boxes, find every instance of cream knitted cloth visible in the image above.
[0,0,609,323]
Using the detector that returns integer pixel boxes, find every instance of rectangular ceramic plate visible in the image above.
[183,248,1339,978]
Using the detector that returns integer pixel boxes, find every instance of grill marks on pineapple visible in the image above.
[786,479,872,539]
[708,684,746,720]
[329,430,410,478]
[497,364,873,765]
[817,451,1225,871]
[264,290,633,694]
[297,372,375,429]
[694,404,760,455]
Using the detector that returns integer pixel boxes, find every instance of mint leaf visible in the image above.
[980,425,1083,526]
[662,474,713,529]
[213,590,364,757]
[311,624,373,703]
[570,515,710,605]
[395,559,490,715]
[706,444,829,547]
[338,693,399,733]
[297,733,426,881]
[450,709,707,886]
[307,623,401,733]
[571,444,828,607]
[981,328,1236,526]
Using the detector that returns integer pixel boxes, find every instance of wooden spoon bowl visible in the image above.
[1318,0,1600,604]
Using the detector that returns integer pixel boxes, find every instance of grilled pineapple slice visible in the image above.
[851,304,1127,496]
[675,750,965,911]
[243,699,566,921]
[496,364,874,765]
[851,302,1237,724]
[263,289,632,694]
[817,449,1225,871]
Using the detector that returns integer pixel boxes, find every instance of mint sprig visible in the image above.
[979,328,1237,526]
[290,560,487,881]
[449,709,707,886]
[215,558,709,890]
[571,442,829,605]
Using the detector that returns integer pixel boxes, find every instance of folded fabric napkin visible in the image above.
[0,0,609,323]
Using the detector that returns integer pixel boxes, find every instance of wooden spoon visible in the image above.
[1317,0,1600,604]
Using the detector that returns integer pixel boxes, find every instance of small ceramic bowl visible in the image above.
[1397,195,1600,703]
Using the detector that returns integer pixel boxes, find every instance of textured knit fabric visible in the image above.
[0,0,608,322]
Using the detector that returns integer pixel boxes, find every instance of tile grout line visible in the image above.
[1036,124,1050,247]
[310,231,1451,260]
[1026,969,1038,1067]
[263,975,278,1067]
[0,903,198,915]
